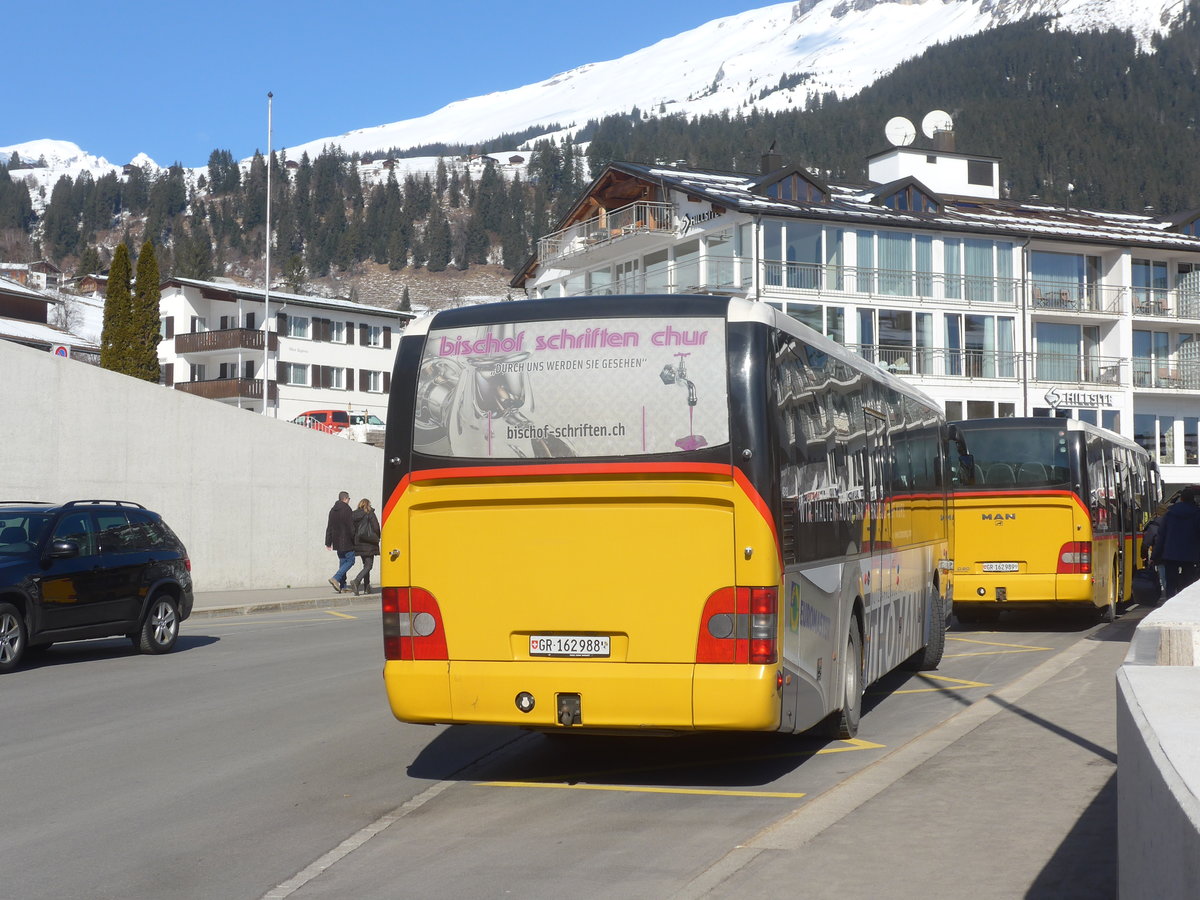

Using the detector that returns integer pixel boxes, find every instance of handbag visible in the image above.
[1132,567,1160,605]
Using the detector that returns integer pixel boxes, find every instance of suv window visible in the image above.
[51,511,97,555]
[95,510,137,552]
[0,514,51,555]
[127,510,175,551]
[331,411,350,425]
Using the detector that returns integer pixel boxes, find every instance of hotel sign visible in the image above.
[1044,386,1115,409]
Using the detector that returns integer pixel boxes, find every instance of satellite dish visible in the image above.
[921,109,954,139]
[884,116,916,147]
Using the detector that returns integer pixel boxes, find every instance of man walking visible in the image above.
[325,490,356,593]
[1151,487,1200,599]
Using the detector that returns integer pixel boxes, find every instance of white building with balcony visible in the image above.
[157,277,413,423]
[512,144,1200,486]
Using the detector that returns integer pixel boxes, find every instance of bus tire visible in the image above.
[1098,568,1118,624]
[821,625,863,740]
[903,588,946,671]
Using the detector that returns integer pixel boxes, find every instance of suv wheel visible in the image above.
[0,602,28,673]
[138,596,180,654]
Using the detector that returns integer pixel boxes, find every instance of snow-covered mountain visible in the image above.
[285,0,1188,160]
[2,0,1190,185]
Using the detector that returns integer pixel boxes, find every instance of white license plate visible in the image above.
[982,562,1020,573]
[529,635,610,658]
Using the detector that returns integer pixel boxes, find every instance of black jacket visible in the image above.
[351,507,381,556]
[325,501,355,553]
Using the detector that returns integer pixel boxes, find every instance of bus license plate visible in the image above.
[982,562,1020,572]
[529,635,610,658]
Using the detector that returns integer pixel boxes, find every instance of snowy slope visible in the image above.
[285,0,1187,159]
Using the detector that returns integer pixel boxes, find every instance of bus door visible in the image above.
[861,403,892,682]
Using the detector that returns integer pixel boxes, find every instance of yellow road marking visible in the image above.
[944,636,1053,658]
[818,737,885,753]
[324,610,356,619]
[478,781,807,799]
[894,673,991,694]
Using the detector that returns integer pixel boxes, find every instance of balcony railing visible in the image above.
[174,378,278,401]
[1131,360,1200,389]
[763,261,1023,306]
[1028,281,1124,314]
[174,328,278,354]
[537,201,674,264]
[845,345,1021,379]
[1130,288,1200,320]
[1032,354,1125,385]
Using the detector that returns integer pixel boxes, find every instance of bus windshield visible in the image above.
[413,315,730,459]
[956,423,1072,489]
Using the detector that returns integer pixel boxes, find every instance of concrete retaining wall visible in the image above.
[1117,589,1200,899]
[0,340,384,591]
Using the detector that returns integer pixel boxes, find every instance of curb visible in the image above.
[189,595,380,619]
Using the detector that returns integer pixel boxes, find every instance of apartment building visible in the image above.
[158,277,413,423]
[512,142,1200,485]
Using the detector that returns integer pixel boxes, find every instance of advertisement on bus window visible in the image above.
[413,316,729,459]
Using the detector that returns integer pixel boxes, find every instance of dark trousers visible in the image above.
[1163,561,1199,599]
[354,554,375,591]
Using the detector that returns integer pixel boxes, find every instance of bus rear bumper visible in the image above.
[383,660,780,732]
[954,572,1097,609]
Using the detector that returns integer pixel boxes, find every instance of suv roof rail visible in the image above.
[0,500,52,505]
[62,500,147,509]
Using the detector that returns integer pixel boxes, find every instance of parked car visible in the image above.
[292,410,384,434]
[0,500,194,673]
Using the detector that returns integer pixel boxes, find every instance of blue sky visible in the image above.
[7,0,762,168]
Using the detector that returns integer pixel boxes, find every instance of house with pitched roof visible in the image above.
[511,139,1200,485]
[157,277,414,423]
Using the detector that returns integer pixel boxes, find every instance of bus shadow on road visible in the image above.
[408,722,847,791]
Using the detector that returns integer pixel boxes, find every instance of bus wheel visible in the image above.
[1098,568,1118,624]
[827,626,863,739]
[903,588,946,671]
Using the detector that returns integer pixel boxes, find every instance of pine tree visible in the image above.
[129,241,163,382]
[77,245,102,277]
[425,203,452,272]
[400,285,411,312]
[100,243,132,373]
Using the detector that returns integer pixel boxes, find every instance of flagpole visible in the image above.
[261,91,273,415]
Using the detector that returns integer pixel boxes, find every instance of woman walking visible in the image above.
[350,498,382,595]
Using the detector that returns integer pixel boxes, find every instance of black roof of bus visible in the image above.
[422,294,734,329]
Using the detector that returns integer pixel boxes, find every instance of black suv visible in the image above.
[0,500,194,673]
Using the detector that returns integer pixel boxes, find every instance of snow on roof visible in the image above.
[164,276,415,319]
[0,275,53,302]
[613,161,1200,251]
[0,316,98,349]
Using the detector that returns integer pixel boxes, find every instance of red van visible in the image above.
[292,410,351,434]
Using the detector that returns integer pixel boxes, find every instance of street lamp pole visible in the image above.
[261,90,273,416]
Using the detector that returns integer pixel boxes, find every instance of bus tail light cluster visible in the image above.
[1057,541,1092,575]
[696,586,778,665]
[382,587,448,660]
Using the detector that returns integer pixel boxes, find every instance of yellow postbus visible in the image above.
[380,295,953,737]
[949,417,1158,624]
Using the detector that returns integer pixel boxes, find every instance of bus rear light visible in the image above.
[696,586,778,665]
[748,587,779,665]
[382,587,448,660]
[1057,541,1092,575]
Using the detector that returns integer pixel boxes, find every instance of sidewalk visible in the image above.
[188,586,380,618]
[675,613,1140,900]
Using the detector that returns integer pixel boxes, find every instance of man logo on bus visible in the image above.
[981,513,1017,523]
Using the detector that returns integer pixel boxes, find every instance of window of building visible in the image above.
[189,364,206,382]
[783,304,844,343]
[190,316,207,333]
[366,370,386,393]
[945,313,1015,377]
[881,185,939,213]
[1035,322,1101,383]
[366,325,384,348]
[764,219,829,290]
[280,363,309,386]
[945,400,963,421]
[967,159,994,186]
[616,259,640,294]
[1132,330,1170,387]
[330,320,346,343]
[706,230,735,290]
[1133,259,1168,311]
[644,249,669,294]
[588,267,614,295]
[1029,251,1101,309]
[674,240,700,292]
[944,238,1015,302]
[287,315,311,339]
[763,173,825,203]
